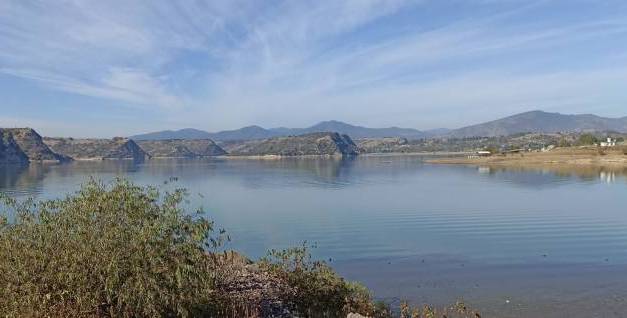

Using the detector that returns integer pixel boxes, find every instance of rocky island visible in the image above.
[0,128,366,164]
[224,132,359,157]
[6,128,71,162]
[43,137,149,161]
[0,129,29,165]
[137,139,227,158]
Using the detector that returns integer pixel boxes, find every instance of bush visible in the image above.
[0,178,481,318]
[0,178,227,317]
[577,133,599,146]
[259,243,390,317]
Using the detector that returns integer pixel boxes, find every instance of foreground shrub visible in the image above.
[0,178,481,317]
[259,243,390,318]
[0,178,226,317]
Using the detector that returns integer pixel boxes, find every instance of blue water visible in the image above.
[2,156,627,317]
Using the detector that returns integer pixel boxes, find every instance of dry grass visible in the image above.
[428,146,627,167]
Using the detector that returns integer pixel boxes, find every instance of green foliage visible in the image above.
[484,145,500,154]
[259,243,390,317]
[0,178,226,317]
[0,178,482,318]
[558,138,572,147]
[399,301,480,318]
[577,133,599,146]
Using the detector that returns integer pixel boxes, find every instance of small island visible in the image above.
[223,132,359,157]
[43,137,150,161]
[137,139,227,158]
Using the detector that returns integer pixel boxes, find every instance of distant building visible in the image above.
[467,150,491,159]
[600,138,616,147]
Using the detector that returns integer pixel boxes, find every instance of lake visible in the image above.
[2,156,627,317]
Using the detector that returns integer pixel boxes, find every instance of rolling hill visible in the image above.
[129,111,627,141]
[130,121,434,141]
[447,111,627,137]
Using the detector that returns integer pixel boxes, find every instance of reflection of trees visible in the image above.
[478,164,627,186]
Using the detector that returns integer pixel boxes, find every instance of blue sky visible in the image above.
[1,0,627,137]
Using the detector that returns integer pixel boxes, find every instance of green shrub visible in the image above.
[0,178,481,318]
[0,178,226,317]
[259,243,390,318]
[577,133,599,146]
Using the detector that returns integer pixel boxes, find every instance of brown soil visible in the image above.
[427,146,627,167]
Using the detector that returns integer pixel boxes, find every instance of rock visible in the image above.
[227,132,359,157]
[347,313,370,318]
[0,129,29,165]
[44,137,150,161]
[216,257,295,318]
[136,139,227,158]
[5,128,71,162]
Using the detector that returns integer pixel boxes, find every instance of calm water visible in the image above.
[2,156,627,317]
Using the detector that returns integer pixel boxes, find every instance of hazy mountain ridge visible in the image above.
[447,111,627,137]
[131,121,438,141]
[128,128,214,140]
[132,111,627,141]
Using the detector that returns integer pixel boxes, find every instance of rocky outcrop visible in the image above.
[227,132,359,157]
[0,129,29,165]
[137,139,227,158]
[44,137,149,161]
[6,128,71,162]
[216,251,294,318]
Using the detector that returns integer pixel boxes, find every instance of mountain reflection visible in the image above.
[2,156,627,197]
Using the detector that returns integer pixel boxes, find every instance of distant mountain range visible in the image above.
[131,120,445,141]
[446,110,627,137]
[130,111,627,141]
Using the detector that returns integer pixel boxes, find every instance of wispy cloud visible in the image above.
[1,0,627,135]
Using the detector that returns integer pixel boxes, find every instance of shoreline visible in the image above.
[426,147,627,167]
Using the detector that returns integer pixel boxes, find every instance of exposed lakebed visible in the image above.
[2,155,627,317]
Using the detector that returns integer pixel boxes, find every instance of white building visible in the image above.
[600,138,616,147]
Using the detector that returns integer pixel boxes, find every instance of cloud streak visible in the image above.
[1,0,627,135]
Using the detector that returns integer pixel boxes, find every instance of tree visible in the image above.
[577,133,599,146]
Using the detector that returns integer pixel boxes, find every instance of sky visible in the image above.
[1,0,627,137]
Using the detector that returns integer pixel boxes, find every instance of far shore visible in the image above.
[426,146,627,167]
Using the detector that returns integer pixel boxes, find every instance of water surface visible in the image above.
[2,156,627,317]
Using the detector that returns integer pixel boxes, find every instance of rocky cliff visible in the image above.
[6,128,71,162]
[137,139,227,158]
[44,137,150,161]
[0,129,29,165]
[227,132,359,157]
